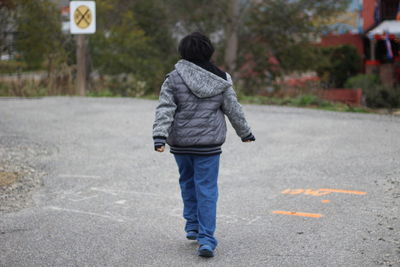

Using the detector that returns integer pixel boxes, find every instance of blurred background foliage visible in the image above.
[2,0,396,110]
[316,45,362,88]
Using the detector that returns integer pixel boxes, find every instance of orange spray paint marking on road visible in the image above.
[273,210,323,218]
[304,189,331,196]
[281,188,367,196]
[281,189,332,196]
[319,188,367,195]
[281,189,304,195]
[277,188,366,218]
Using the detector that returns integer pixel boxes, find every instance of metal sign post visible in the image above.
[70,1,96,96]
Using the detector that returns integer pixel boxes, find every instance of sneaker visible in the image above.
[198,244,214,257]
[186,231,198,240]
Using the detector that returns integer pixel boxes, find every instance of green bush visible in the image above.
[365,85,400,108]
[316,45,362,88]
[345,74,400,108]
[345,74,380,89]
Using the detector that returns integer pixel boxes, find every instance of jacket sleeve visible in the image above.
[152,77,177,145]
[221,73,252,139]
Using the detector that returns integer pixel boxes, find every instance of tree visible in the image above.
[14,0,66,72]
[242,0,350,89]
[130,0,177,63]
[165,0,350,89]
[165,0,249,75]
[90,0,175,94]
[0,0,16,58]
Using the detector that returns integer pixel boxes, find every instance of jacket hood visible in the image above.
[175,59,232,98]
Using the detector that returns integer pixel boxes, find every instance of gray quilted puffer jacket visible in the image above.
[153,59,252,153]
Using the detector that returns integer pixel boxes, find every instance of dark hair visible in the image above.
[178,32,214,62]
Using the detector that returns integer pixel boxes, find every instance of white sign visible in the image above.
[70,1,96,34]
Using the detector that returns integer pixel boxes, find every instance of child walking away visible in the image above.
[152,32,255,258]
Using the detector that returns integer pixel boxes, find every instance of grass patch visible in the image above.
[238,94,371,113]
[86,90,118,97]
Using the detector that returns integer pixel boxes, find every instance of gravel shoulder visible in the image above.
[0,136,50,212]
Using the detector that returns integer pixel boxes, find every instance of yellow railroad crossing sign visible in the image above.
[74,5,92,29]
[70,1,96,34]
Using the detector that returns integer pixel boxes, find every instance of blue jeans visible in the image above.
[174,154,220,250]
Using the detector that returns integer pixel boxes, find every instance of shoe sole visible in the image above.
[198,249,214,258]
[186,235,197,240]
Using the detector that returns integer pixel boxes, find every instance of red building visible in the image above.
[321,0,400,86]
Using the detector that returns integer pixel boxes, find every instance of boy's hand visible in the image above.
[156,146,165,152]
[241,133,256,143]
[154,136,166,152]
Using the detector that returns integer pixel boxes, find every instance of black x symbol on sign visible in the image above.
[77,9,90,25]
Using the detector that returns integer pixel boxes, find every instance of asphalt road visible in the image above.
[0,97,399,267]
